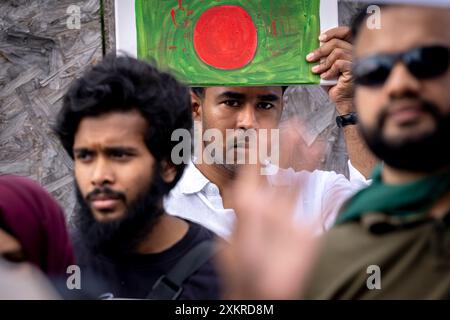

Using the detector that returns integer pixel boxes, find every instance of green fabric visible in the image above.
[336,165,450,224]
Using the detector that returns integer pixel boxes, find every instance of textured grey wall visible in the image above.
[0,0,102,219]
[0,0,364,218]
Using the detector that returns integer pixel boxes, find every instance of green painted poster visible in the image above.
[134,0,321,86]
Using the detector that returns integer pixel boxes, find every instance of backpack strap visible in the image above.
[146,240,218,300]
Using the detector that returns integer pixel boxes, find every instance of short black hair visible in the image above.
[351,4,386,40]
[55,54,192,193]
[191,86,288,99]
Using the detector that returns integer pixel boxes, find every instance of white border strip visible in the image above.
[358,0,450,7]
[319,0,339,86]
[115,0,137,57]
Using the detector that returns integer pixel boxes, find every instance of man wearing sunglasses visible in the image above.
[218,3,450,299]
[304,3,450,299]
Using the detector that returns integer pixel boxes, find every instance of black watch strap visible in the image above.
[336,112,358,128]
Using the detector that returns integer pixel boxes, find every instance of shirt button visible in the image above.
[210,185,219,196]
[206,184,219,196]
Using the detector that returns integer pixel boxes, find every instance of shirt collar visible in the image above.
[178,160,282,194]
[360,211,432,234]
[179,161,210,195]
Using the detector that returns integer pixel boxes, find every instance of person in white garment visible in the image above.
[165,27,377,239]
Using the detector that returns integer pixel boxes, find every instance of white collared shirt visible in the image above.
[164,161,369,239]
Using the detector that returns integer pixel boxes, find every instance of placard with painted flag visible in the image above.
[117,0,328,86]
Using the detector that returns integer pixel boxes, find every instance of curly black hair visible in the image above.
[55,54,192,193]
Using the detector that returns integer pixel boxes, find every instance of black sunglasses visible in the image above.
[353,45,450,86]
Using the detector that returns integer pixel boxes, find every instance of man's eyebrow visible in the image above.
[257,94,280,102]
[73,146,138,154]
[216,91,246,100]
[73,147,92,154]
[104,146,138,154]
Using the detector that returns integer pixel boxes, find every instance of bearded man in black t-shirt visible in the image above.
[55,55,221,300]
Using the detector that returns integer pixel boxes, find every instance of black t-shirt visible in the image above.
[70,221,221,300]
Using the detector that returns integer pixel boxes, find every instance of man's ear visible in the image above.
[191,91,202,121]
[160,160,177,184]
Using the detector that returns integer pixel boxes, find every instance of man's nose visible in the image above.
[236,105,258,130]
[384,63,421,99]
[90,158,115,187]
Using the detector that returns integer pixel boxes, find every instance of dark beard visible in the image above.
[359,98,450,173]
[73,176,166,257]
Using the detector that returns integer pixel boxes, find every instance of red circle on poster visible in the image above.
[193,5,257,70]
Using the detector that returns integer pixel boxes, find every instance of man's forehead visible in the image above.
[355,5,450,57]
[74,111,148,143]
[205,86,283,97]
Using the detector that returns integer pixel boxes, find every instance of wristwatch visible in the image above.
[336,112,358,128]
